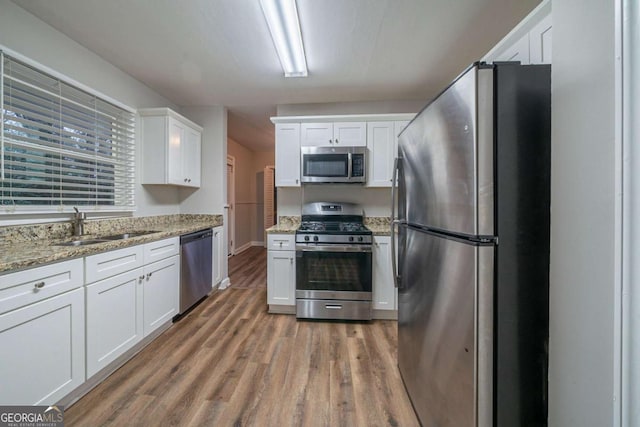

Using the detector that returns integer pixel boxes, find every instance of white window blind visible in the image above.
[0,52,135,212]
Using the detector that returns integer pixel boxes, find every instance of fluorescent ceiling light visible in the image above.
[260,0,308,77]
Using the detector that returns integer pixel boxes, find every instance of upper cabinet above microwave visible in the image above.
[301,122,366,147]
[139,108,203,188]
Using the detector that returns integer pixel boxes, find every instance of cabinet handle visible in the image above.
[329,139,332,144]
[33,281,45,290]
[296,179,299,184]
[184,178,188,182]
[290,257,293,264]
[139,275,145,282]
[335,138,339,144]
[146,272,153,279]
[188,178,191,182]
[279,241,283,247]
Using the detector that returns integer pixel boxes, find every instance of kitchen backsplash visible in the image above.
[0,214,221,244]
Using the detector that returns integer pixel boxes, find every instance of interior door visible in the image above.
[226,157,235,256]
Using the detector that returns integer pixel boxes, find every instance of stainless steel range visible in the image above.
[295,202,372,320]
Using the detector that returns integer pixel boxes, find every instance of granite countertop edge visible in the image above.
[0,218,222,274]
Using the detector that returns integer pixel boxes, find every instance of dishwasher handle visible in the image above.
[180,229,213,245]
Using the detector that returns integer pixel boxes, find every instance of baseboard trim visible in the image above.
[372,309,398,320]
[235,241,266,255]
[268,304,296,314]
[219,277,231,290]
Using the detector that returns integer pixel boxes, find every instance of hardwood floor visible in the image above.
[66,269,419,426]
[229,246,267,289]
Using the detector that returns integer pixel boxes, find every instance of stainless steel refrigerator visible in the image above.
[392,62,551,426]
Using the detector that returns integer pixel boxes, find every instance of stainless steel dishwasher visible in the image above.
[179,228,213,315]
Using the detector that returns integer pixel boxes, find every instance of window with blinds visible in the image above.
[0,52,135,212]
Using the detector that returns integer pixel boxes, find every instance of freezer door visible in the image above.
[398,226,494,427]
[398,65,494,237]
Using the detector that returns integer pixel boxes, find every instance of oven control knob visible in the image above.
[313,236,319,242]
[358,236,364,242]
[304,236,309,241]
[349,236,354,242]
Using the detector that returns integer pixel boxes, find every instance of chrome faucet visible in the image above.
[72,207,86,236]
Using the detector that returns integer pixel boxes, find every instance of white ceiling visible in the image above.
[12,0,540,151]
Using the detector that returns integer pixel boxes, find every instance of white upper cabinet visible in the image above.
[496,32,531,63]
[484,0,551,65]
[275,123,301,187]
[301,122,366,147]
[333,122,366,146]
[366,121,395,187]
[300,123,333,146]
[529,14,552,64]
[140,108,203,188]
[367,120,409,187]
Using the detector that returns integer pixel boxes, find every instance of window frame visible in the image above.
[0,47,136,215]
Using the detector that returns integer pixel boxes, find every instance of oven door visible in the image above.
[295,244,372,300]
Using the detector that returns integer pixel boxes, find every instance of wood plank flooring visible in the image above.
[66,270,419,426]
[228,246,267,289]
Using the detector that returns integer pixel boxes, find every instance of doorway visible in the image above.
[227,155,235,256]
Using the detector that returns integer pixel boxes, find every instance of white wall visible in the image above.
[179,106,228,280]
[0,0,183,223]
[278,186,391,218]
[549,0,617,425]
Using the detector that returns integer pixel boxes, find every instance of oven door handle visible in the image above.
[296,244,372,253]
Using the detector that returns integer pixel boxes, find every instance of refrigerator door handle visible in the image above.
[391,156,400,288]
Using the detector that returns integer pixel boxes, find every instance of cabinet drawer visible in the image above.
[267,234,296,251]
[85,245,144,284]
[0,258,83,315]
[144,237,179,264]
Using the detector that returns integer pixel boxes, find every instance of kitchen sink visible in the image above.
[99,230,160,240]
[56,239,109,246]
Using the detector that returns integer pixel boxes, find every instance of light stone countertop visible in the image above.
[365,217,391,236]
[265,216,391,236]
[266,216,300,234]
[0,215,222,274]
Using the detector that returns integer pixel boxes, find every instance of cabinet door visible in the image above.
[334,122,366,146]
[0,288,85,405]
[300,122,333,146]
[143,255,179,337]
[275,123,301,187]
[267,250,295,306]
[373,236,395,310]
[212,226,223,285]
[529,14,552,64]
[366,121,395,187]
[183,127,201,187]
[167,117,185,185]
[496,32,530,64]
[86,268,143,378]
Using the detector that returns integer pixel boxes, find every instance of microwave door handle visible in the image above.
[347,152,353,178]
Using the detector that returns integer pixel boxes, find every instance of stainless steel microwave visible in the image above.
[300,146,366,184]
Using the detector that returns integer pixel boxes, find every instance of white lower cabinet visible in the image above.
[372,236,397,312]
[86,268,143,378]
[267,234,296,309]
[143,255,179,336]
[0,258,85,405]
[85,237,179,378]
[0,287,85,404]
